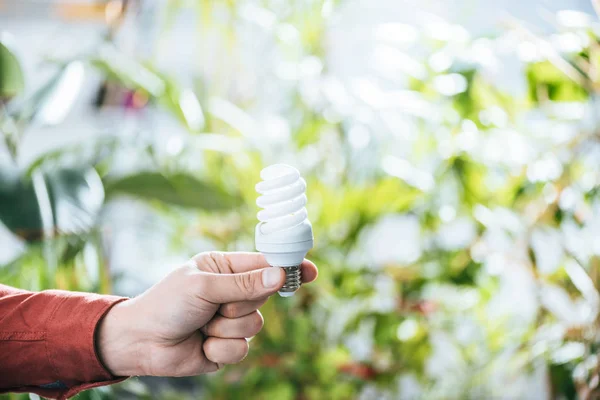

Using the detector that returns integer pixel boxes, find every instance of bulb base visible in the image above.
[277,264,301,297]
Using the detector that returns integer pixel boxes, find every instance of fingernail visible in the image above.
[262,267,282,288]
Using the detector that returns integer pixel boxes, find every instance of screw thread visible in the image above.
[279,265,301,295]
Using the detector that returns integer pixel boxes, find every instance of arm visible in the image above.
[1,252,318,399]
[0,285,127,399]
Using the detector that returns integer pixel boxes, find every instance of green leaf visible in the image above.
[527,61,588,102]
[45,168,105,235]
[0,166,104,241]
[8,63,73,126]
[33,62,85,126]
[104,171,241,210]
[0,37,25,100]
[91,45,166,98]
[91,46,204,132]
[0,167,42,240]
[25,136,119,177]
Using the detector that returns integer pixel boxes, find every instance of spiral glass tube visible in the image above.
[255,164,310,295]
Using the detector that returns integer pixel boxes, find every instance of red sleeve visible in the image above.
[0,284,129,399]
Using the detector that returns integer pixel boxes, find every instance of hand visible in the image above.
[96,251,318,377]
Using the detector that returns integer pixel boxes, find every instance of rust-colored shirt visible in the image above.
[0,284,128,399]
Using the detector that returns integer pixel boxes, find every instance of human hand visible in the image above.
[96,252,318,377]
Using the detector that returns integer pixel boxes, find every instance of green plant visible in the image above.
[2,2,600,400]
[0,36,24,101]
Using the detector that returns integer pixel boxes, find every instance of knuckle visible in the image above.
[206,251,222,263]
[190,252,210,269]
[234,273,256,297]
[219,253,234,273]
[205,251,222,273]
[205,251,234,274]
[192,251,231,274]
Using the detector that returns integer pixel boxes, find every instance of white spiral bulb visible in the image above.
[255,164,314,297]
[255,164,308,235]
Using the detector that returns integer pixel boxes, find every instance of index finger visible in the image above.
[192,252,270,274]
[192,252,318,281]
[217,259,319,317]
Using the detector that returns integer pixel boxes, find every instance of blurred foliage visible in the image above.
[104,171,241,210]
[0,38,24,101]
[2,1,600,400]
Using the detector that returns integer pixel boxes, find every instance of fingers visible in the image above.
[193,252,319,282]
[300,259,318,283]
[190,252,318,303]
[217,260,315,316]
[219,298,268,318]
[193,252,271,274]
[196,267,285,303]
[203,337,249,365]
[201,310,263,339]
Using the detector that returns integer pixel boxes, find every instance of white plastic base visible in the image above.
[260,250,308,267]
[255,220,313,299]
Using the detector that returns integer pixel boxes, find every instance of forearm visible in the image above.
[0,284,128,399]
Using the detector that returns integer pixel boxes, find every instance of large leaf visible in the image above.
[91,45,165,97]
[45,168,104,235]
[104,171,240,210]
[33,61,85,126]
[8,62,81,127]
[91,45,204,132]
[0,167,42,240]
[0,35,25,100]
[0,166,104,241]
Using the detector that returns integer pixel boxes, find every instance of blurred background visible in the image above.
[1,0,600,399]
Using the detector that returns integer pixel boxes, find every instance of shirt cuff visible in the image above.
[45,291,128,380]
[43,291,129,398]
[0,288,130,400]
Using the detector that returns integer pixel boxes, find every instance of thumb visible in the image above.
[198,267,285,303]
